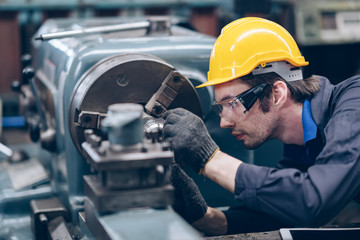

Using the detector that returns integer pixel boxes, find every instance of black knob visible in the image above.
[22,66,35,82]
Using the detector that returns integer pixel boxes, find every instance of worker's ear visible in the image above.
[271,81,288,107]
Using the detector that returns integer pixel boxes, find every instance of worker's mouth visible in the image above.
[233,133,244,140]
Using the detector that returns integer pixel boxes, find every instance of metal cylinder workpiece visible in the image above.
[101,103,144,146]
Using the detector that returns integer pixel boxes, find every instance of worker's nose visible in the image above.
[219,116,235,129]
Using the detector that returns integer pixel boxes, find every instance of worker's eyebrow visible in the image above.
[219,94,236,102]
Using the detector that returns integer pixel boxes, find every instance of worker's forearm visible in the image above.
[192,207,227,236]
[202,150,242,193]
[191,151,241,236]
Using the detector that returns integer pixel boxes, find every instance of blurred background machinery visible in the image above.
[0,0,220,96]
[1,0,360,239]
[233,0,360,83]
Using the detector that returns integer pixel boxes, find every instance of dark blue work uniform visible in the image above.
[224,76,360,234]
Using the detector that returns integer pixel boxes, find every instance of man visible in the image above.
[163,17,360,235]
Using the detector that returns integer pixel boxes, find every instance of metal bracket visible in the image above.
[77,110,107,130]
[30,198,72,240]
[145,70,186,117]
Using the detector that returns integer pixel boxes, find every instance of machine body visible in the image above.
[1,16,219,239]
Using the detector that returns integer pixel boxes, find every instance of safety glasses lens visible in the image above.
[212,83,267,120]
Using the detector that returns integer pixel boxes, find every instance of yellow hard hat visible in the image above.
[197,17,309,88]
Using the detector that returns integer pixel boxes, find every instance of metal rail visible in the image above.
[35,21,150,41]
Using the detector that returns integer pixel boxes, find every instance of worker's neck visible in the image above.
[277,101,304,146]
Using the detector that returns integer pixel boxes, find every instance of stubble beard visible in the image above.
[241,115,278,150]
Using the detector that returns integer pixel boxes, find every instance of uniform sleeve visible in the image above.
[234,93,360,227]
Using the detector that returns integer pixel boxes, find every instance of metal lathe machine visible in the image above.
[0,16,245,239]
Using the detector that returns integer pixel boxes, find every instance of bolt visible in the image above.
[173,76,181,84]
[154,104,164,115]
[83,116,92,124]
[22,66,35,81]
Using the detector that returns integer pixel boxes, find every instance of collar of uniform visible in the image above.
[302,99,317,144]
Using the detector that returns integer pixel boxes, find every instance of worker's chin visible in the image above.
[242,139,263,150]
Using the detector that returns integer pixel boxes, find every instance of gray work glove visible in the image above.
[162,108,219,173]
[171,163,207,223]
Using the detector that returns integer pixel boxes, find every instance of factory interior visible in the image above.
[1,0,360,239]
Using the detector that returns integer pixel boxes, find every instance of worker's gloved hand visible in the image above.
[162,108,219,173]
[171,163,207,223]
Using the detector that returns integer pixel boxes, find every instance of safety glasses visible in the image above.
[212,83,267,121]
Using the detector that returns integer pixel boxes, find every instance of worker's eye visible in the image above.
[229,98,240,108]
[223,102,235,110]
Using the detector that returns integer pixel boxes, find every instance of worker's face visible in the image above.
[214,80,279,149]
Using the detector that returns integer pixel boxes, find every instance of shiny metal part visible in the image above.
[35,16,172,41]
[35,21,150,41]
[143,115,164,142]
[0,142,13,157]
